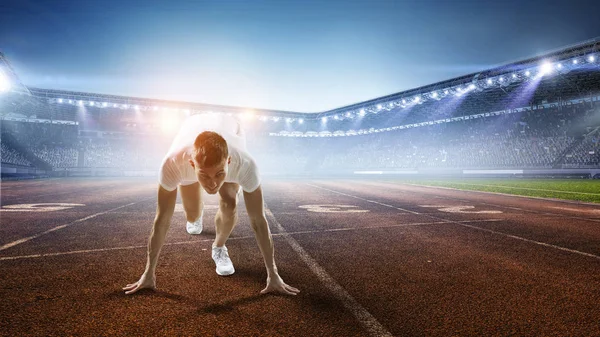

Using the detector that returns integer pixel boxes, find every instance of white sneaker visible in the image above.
[212,245,235,276]
[186,210,203,234]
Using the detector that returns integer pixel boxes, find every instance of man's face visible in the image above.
[190,157,230,195]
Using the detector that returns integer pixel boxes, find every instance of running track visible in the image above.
[1,177,599,336]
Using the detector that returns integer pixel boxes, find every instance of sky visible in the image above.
[1,0,600,113]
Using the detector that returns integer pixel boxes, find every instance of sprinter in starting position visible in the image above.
[123,114,299,296]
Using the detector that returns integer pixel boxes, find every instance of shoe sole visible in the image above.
[216,268,235,276]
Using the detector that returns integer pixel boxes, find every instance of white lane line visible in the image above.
[457,222,600,261]
[306,183,421,215]
[264,205,394,337]
[0,219,502,262]
[306,183,600,261]
[0,197,154,252]
[551,206,600,214]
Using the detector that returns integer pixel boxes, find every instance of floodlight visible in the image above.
[377,104,382,110]
[322,117,327,122]
[414,96,420,102]
[589,55,596,62]
[573,59,578,65]
[469,84,476,90]
[432,92,438,98]
[487,79,492,84]
[540,62,553,75]
[90,101,95,106]
[525,70,531,77]
[299,118,304,124]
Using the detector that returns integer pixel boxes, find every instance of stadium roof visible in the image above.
[5,37,600,121]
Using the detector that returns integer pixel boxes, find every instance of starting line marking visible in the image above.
[0,197,154,252]
[306,184,420,215]
[306,183,600,261]
[0,219,502,262]
[264,205,394,337]
[0,203,86,212]
[419,205,503,214]
[298,204,369,213]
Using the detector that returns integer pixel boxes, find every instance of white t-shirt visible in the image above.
[158,114,260,193]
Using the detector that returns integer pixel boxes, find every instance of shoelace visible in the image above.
[214,248,230,265]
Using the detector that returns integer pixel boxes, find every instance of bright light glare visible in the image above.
[0,71,10,92]
[540,62,553,75]
[589,55,596,62]
[432,92,438,98]
[161,115,180,134]
[321,117,327,122]
[58,98,63,103]
[242,112,254,121]
[299,119,304,124]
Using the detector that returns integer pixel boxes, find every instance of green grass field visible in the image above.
[397,178,600,203]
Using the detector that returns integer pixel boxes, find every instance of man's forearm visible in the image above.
[251,217,277,276]
[145,218,170,274]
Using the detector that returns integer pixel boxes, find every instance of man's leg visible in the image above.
[214,182,239,247]
[180,182,204,234]
[211,182,239,276]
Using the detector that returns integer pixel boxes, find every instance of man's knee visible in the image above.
[219,198,237,216]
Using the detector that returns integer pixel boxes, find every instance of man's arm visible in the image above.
[123,184,177,294]
[243,185,300,296]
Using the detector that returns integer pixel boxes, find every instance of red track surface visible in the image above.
[1,177,599,336]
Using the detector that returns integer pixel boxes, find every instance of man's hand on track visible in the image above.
[261,274,300,296]
[123,273,156,295]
